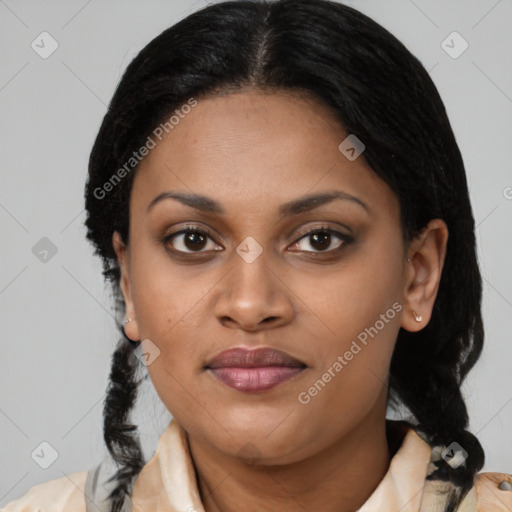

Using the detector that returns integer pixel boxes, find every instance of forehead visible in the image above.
[131,90,398,219]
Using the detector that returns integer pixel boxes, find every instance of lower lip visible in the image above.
[207,366,305,392]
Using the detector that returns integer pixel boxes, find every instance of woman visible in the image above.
[3,0,510,511]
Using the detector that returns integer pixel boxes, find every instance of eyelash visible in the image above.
[161,224,352,256]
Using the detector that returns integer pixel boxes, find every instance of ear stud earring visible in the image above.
[412,311,423,322]
[124,317,133,325]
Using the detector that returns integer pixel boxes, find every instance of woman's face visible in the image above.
[114,90,444,465]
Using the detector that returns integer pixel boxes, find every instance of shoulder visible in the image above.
[1,471,88,512]
[421,471,512,511]
[421,472,512,512]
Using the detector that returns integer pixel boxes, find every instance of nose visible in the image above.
[213,250,295,332]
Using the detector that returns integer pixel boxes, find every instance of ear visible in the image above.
[112,231,140,341]
[401,219,449,333]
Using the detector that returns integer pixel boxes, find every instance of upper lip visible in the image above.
[205,347,306,369]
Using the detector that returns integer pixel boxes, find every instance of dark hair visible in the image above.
[84,0,485,510]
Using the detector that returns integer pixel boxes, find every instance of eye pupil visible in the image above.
[185,232,207,251]
[310,232,331,251]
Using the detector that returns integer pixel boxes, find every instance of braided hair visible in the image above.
[84,1,485,510]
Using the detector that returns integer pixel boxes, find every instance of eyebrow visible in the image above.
[146,190,370,216]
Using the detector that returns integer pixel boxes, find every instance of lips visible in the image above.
[205,347,307,393]
[205,347,306,369]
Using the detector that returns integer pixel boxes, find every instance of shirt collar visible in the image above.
[131,418,433,512]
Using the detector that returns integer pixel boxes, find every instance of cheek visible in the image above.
[145,361,210,429]
[348,241,402,326]
[141,307,213,420]
[129,241,201,339]
[291,240,403,352]
[288,238,403,407]
[294,315,397,441]
[129,257,212,406]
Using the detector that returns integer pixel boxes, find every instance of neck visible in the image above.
[187,404,393,512]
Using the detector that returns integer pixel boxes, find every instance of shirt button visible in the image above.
[498,481,512,491]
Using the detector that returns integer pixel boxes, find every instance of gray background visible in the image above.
[1,0,511,505]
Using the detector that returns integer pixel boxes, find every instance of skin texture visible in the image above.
[112,89,448,512]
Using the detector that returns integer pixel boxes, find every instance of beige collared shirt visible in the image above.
[2,419,511,511]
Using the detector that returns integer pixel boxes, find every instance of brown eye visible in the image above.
[290,228,351,253]
[163,227,221,253]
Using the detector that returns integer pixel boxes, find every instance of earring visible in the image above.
[407,257,412,262]
[123,317,139,345]
[412,311,423,322]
